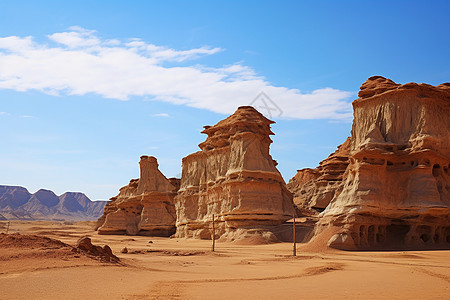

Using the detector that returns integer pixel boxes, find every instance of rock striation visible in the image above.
[307,76,450,250]
[174,106,293,242]
[287,138,350,211]
[97,156,178,236]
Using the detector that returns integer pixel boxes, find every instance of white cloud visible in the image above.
[152,113,170,117]
[48,31,100,48]
[0,27,353,119]
[0,111,7,115]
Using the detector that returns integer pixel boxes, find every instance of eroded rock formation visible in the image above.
[174,106,293,242]
[287,138,350,211]
[308,76,450,250]
[97,156,178,236]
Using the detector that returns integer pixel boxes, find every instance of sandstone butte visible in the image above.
[96,156,179,236]
[289,76,450,250]
[174,106,293,242]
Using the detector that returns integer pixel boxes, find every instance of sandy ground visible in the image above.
[0,221,449,300]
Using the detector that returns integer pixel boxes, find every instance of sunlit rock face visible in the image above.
[97,156,178,236]
[174,106,293,241]
[311,76,450,250]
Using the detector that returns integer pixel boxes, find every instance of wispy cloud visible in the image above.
[20,115,36,118]
[0,27,353,119]
[152,113,170,117]
[0,111,7,115]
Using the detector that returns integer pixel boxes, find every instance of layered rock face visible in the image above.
[97,156,178,236]
[312,76,450,250]
[287,138,350,211]
[174,106,293,241]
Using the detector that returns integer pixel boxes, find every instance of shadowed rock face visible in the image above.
[75,236,119,263]
[308,76,450,250]
[287,138,351,211]
[97,156,178,236]
[174,106,293,241]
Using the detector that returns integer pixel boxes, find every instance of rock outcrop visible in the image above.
[174,106,293,242]
[309,76,450,250]
[287,138,350,211]
[97,156,178,236]
[75,236,119,263]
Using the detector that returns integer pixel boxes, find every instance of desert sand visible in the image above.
[0,221,449,299]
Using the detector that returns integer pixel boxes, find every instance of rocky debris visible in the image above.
[121,247,128,254]
[75,236,119,262]
[97,156,178,236]
[308,76,450,250]
[287,138,351,210]
[174,106,293,242]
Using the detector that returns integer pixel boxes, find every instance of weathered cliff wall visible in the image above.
[310,76,450,250]
[174,106,293,242]
[287,138,350,211]
[97,156,178,236]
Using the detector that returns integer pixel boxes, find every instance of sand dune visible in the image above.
[0,221,449,299]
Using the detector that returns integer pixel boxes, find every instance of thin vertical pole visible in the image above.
[212,214,215,252]
[293,208,296,256]
[6,221,10,234]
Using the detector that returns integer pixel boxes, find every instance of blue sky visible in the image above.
[0,1,449,200]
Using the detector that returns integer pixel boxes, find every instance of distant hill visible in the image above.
[0,185,107,221]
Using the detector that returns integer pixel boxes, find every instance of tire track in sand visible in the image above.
[126,262,345,299]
